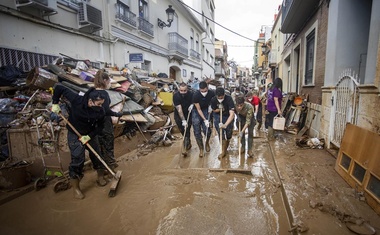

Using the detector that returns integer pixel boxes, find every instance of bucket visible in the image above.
[0,161,32,189]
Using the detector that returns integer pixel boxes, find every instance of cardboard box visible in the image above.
[26,67,58,90]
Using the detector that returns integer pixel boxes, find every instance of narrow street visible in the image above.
[0,130,379,235]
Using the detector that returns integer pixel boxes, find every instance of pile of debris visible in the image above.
[0,55,181,162]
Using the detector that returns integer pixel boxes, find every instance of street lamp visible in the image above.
[158,5,175,29]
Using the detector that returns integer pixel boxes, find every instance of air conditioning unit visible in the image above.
[16,0,57,14]
[78,2,103,33]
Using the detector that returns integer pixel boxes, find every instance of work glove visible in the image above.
[219,123,226,129]
[218,103,224,110]
[182,120,187,127]
[79,135,91,145]
[51,104,61,114]
[208,106,213,113]
[254,113,257,119]
[114,112,123,117]
[188,104,194,112]
[204,120,209,128]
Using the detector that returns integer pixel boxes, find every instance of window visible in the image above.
[196,34,199,52]
[210,29,214,41]
[139,0,148,20]
[210,55,214,65]
[190,29,194,50]
[206,49,209,62]
[116,1,137,27]
[305,29,315,85]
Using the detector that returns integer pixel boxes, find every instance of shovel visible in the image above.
[59,114,122,197]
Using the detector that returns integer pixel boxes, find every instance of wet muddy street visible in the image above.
[0,130,379,235]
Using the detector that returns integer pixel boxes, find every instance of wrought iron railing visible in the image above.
[138,17,153,37]
[0,47,57,72]
[190,49,200,61]
[116,10,137,27]
[168,32,188,56]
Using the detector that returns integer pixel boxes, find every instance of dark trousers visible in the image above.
[174,112,192,138]
[266,111,278,128]
[98,116,116,167]
[67,130,104,179]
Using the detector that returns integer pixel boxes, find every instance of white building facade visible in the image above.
[0,0,215,82]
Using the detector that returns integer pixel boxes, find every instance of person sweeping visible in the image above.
[211,87,235,159]
[235,96,255,157]
[51,84,111,199]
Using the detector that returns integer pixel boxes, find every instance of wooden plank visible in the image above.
[119,113,148,123]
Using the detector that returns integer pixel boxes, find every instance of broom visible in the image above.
[59,114,122,197]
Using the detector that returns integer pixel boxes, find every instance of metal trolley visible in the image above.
[33,109,69,192]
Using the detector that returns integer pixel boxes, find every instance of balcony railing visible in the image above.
[268,49,277,66]
[116,10,137,27]
[190,49,201,61]
[168,32,188,58]
[215,64,225,76]
[138,17,154,37]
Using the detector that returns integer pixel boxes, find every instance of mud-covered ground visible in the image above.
[0,129,379,235]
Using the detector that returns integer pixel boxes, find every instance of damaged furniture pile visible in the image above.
[0,57,179,190]
[279,93,324,149]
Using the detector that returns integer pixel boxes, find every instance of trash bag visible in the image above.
[0,65,23,86]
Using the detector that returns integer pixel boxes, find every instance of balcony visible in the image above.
[190,49,201,61]
[268,49,277,67]
[116,10,137,28]
[138,17,154,37]
[281,0,320,33]
[168,32,188,60]
[215,64,225,76]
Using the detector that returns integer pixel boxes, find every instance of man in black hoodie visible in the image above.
[52,84,109,199]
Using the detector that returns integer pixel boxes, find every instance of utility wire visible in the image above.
[177,0,259,43]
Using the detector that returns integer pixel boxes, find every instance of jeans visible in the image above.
[67,130,104,179]
[174,112,192,138]
[192,109,212,140]
[213,113,233,140]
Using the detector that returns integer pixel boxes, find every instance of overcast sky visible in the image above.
[214,0,283,68]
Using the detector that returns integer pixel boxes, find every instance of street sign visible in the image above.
[129,53,143,63]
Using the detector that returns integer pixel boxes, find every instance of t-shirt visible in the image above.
[210,94,235,116]
[235,102,254,125]
[267,87,283,112]
[192,89,215,110]
[173,91,193,117]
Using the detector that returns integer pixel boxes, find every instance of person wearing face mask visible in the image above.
[93,70,123,184]
[245,90,263,131]
[173,82,194,156]
[51,84,111,199]
[210,87,235,159]
[192,81,215,157]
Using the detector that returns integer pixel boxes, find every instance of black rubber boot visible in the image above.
[70,178,85,199]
